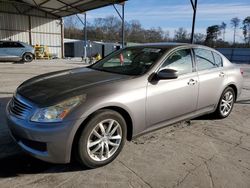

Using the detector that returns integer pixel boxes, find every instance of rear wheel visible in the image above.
[214,87,235,118]
[76,110,127,168]
[23,53,34,62]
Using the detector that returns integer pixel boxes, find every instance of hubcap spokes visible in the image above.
[25,55,32,61]
[87,119,122,161]
[220,91,233,116]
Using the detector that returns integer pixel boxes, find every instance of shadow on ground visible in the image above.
[0,154,88,178]
[0,97,20,159]
[236,99,250,104]
[194,99,250,120]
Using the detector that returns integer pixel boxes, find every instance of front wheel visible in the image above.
[22,53,34,62]
[76,110,127,168]
[214,87,235,118]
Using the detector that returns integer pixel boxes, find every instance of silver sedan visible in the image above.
[6,43,243,168]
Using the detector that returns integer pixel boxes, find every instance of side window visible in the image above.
[2,42,12,48]
[2,42,24,48]
[13,42,24,48]
[161,49,193,75]
[213,52,223,67]
[194,48,216,71]
[0,42,3,48]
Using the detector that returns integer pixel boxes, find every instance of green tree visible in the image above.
[205,25,221,46]
[243,16,250,46]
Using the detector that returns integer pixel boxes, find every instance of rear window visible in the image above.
[194,48,217,71]
[213,52,223,67]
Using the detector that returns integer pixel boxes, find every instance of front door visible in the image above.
[146,48,198,127]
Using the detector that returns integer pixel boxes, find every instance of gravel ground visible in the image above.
[0,60,250,188]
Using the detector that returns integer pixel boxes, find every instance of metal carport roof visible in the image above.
[2,0,126,18]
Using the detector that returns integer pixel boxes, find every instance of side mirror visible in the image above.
[157,68,178,80]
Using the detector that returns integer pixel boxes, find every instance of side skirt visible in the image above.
[132,106,215,140]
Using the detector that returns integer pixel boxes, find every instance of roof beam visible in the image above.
[56,0,84,13]
[11,3,22,14]
[0,0,60,18]
[1,0,127,18]
[32,0,38,6]
[50,0,87,14]
[38,0,51,6]
[52,0,126,16]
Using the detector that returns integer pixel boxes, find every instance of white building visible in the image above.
[0,0,126,59]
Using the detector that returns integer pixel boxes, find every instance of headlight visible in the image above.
[31,95,86,122]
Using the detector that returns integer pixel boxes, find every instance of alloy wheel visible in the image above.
[87,119,122,161]
[24,54,33,62]
[220,91,234,116]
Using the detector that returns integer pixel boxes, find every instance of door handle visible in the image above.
[188,79,197,86]
[219,72,225,77]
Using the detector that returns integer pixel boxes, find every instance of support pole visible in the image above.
[190,0,197,44]
[76,13,87,61]
[61,18,64,58]
[113,2,126,48]
[121,3,125,48]
[84,12,87,59]
[28,15,32,45]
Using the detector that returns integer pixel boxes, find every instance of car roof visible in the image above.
[0,40,23,43]
[129,42,211,50]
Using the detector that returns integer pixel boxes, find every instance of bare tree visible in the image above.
[64,15,77,29]
[230,17,240,45]
[220,22,227,41]
[174,28,189,42]
[64,16,172,43]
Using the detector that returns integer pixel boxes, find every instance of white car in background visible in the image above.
[0,41,34,62]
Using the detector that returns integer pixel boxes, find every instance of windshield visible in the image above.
[90,47,167,75]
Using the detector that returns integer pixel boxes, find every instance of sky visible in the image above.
[78,0,250,42]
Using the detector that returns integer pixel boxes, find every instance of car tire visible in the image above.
[214,87,235,119]
[76,109,127,168]
[23,53,34,62]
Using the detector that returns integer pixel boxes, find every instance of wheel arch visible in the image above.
[226,83,238,101]
[70,105,134,161]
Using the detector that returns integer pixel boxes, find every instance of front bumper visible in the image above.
[6,105,83,164]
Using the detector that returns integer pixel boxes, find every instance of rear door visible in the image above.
[193,48,226,111]
[3,42,24,60]
[146,48,199,127]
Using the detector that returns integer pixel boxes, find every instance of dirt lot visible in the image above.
[0,60,250,188]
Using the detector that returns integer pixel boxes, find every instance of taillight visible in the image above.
[240,68,244,76]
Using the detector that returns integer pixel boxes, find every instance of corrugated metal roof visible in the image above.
[8,0,126,18]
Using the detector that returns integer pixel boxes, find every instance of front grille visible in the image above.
[9,96,33,119]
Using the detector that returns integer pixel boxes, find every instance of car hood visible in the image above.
[17,67,130,106]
